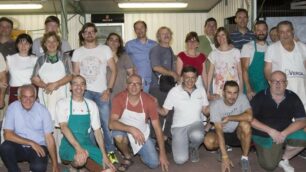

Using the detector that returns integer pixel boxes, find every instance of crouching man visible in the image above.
[251,71,306,172]
[204,81,253,172]
[158,66,209,164]
[0,84,59,172]
[109,74,169,172]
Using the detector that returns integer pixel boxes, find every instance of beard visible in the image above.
[256,34,268,41]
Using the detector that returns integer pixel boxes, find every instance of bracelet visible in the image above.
[222,155,229,159]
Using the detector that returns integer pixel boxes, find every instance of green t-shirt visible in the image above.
[198,35,214,56]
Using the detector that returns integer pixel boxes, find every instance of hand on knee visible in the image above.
[72,151,88,168]
[204,132,219,150]
[239,121,251,134]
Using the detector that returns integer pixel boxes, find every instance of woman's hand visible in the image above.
[44,82,59,94]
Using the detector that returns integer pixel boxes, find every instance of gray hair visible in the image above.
[18,84,37,100]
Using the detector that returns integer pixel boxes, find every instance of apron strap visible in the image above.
[254,40,258,52]
[125,94,145,113]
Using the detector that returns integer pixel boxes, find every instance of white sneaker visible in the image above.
[278,159,294,172]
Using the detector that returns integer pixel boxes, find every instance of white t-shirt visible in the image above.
[265,41,306,71]
[55,97,101,130]
[163,85,209,128]
[72,44,112,93]
[208,48,241,96]
[6,53,38,86]
[265,41,306,109]
[241,41,268,65]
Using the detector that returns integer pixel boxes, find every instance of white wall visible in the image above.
[208,0,252,27]
[2,13,208,54]
[124,13,208,54]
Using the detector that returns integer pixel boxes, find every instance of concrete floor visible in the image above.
[1,147,305,172]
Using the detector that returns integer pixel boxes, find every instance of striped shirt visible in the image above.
[230,29,255,50]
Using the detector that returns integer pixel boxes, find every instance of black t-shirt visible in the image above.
[251,88,306,137]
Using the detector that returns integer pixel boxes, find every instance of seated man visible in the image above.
[251,71,306,172]
[109,74,169,172]
[204,80,253,172]
[158,66,209,164]
[55,75,115,172]
[0,84,58,172]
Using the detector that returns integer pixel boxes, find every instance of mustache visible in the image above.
[256,34,268,41]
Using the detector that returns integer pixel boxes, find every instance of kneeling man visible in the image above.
[204,81,253,172]
[55,75,115,172]
[251,71,306,172]
[159,66,209,164]
[109,74,169,172]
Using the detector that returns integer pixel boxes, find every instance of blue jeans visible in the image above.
[142,79,151,93]
[112,130,159,168]
[0,141,49,172]
[85,90,115,153]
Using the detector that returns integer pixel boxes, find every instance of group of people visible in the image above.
[0,7,305,172]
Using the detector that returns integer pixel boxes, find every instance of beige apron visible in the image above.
[119,95,150,154]
[37,59,70,162]
[38,60,69,120]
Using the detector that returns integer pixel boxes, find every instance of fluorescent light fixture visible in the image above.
[118,2,188,8]
[0,4,43,10]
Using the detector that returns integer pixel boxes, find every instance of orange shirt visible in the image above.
[111,91,159,121]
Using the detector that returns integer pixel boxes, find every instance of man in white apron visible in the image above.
[109,74,169,172]
[264,20,306,159]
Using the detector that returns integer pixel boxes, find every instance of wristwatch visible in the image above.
[108,88,113,93]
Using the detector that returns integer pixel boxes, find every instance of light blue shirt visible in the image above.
[125,38,156,91]
[3,101,53,146]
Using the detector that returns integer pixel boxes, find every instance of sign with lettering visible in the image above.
[91,14,124,23]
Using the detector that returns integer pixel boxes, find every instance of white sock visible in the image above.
[241,156,248,160]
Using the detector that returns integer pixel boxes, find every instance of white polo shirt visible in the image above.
[163,85,209,128]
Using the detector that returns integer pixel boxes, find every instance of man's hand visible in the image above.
[246,90,255,100]
[221,116,230,124]
[221,157,234,172]
[30,141,46,157]
[160,153,169,172]
[52,163,60,172]
[100,90,110,101]
[130,127,145,145]
[268,129,285,144]
[73,147,88,167]
[102,155,116,171]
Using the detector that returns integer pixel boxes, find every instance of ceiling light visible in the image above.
[0,4,43,10]
[118,2,188,8]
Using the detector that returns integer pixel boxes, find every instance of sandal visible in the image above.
[117,157,134,172]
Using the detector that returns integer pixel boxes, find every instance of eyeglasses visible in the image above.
[83,31,96,35]
[270,80,287,85]
[128,82,142,86]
